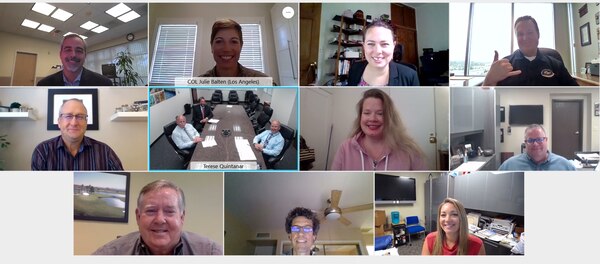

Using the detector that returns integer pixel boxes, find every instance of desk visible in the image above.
[189,105,266,170]
[572,73,599,87]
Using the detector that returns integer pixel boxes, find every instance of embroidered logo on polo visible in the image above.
[541,69,555,78]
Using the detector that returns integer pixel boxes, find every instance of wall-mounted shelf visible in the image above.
[0,111,37,120]
[110,111,147,122]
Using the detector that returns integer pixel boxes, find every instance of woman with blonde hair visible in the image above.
[422,198,485,255]
[331,88,425,170]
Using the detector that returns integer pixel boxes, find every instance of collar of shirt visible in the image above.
[515,49,551,65]
[137,237,184,255]
[525,151,551,166]
[62,69,83,86]
[56,136,92,153]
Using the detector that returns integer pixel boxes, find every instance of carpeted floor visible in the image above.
[397,234,426,255]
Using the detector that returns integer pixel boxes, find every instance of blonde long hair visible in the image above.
[349,88,424,162]
[432,198,470,255]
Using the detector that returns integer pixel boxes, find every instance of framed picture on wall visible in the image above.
[47,89,99,130]
[580,22,591,47]
[74,172,130,223]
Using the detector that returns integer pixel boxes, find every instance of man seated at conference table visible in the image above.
[188,104,266,170]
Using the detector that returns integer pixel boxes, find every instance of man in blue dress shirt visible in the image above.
[253,120,284,168]
[499,124,575,171]
[172,115,203,150]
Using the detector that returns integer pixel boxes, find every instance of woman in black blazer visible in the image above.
[346,20,419,86]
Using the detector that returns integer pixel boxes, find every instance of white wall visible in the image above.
[435,87,450,153]
[571,3,600,71]
[554,3,573,72]
[149,3,281,84]
[270,88,298,130]
[0,88,147,170]
[496,87,599,155]
[149,88,192,143]
[317,3,391,85]
[407,3,450,58]
[74,172,223,255]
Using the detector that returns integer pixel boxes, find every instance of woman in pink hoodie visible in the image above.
[332,89,426,170]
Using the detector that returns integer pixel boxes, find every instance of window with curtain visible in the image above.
[450,3,555,76]
[240,23,265,73]
[150,24,197,85]
[85,39,148,85]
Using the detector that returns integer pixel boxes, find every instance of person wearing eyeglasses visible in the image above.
[93,179,223,255]
[498,124,575,170]
[31,98,123,170]
[284,207,320,255]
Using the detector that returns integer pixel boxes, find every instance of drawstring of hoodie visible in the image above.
[359,149,388,170]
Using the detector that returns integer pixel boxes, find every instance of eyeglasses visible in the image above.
[60,113,87,122]
[291,225,313,233]
[525,137,547,144]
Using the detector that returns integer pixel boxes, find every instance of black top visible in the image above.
[347,61,419,86]
[497,49,578,86]
[192,104,214,129]
[37,67,113,86]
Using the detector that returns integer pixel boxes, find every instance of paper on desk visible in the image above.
[235,137,257,161]
[202,135,217,148]
[208,119,219,124]
[226,105,233,108]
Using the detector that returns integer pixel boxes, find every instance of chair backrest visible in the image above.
[228,90,239,103]
[163,121,179,150]
[276,124,296,159]
[244,90,254,102]
[211,93,222,104]
[257,111,270,126]
[406,216,420,226]
[214,90,222,96]
[539,47,564,64]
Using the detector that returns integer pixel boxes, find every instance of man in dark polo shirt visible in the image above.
[37,34,113,86]
[31,98,123,170]
[483,15,578,86]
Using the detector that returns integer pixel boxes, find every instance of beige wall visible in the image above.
[497,87,600,155]
[74,172,224,255]
[88,29,149,53]
[554,3,573,72]
[572,3,600,71]
[0,31,61,85]
[0,87,147,170]
[375,172,431,227]
[148,3,281,84]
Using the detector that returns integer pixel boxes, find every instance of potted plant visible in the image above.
[115,50,144,86]
[0,134,9,170]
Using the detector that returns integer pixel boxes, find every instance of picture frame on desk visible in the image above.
[47,88,99,130]
[73,172,130,223]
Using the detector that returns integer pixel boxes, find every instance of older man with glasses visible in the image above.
[498,124,575,171]
[284,207,320,255]
[31,98,123,170]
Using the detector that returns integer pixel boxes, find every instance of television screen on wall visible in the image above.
[509,105,543,125]
[375,174,416,204]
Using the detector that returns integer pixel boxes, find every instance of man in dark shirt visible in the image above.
[192,97,213,133]
[483,15,578,86]
[37,34,113,86]
[31,99,123,170]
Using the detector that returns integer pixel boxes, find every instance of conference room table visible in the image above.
[189,104,266,170]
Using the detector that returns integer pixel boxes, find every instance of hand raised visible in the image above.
[483,50,522,86]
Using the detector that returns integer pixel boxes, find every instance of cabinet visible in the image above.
[451,87,494,134]
[329,15,367,85]
[453,172,524,216]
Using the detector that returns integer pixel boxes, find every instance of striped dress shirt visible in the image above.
[31,136,123,171]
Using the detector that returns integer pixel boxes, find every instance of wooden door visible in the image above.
[299,3,321,86]
[13,52,37,86]
[552,100,583,159]
[395,27,418,67]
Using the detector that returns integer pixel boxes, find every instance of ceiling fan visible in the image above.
[319,189,373,226]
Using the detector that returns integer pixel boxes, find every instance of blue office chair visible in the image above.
[405,216,425,243]
[375,235,393,251]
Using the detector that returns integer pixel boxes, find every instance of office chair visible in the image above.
[254,111,271,134]
[405,216,426,244]
[539,47,564,64]
[264,123,296,169]
[163,121,193,169]
[228,90,239,105]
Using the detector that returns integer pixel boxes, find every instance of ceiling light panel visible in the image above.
[91,26,108,33]
[37,24,55,32]
[118,10,140,23]
[80,21,98,30]
[51,8,73,22]
[31,2,56,16]
[21,19,40,29]
[106,3,131,18]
